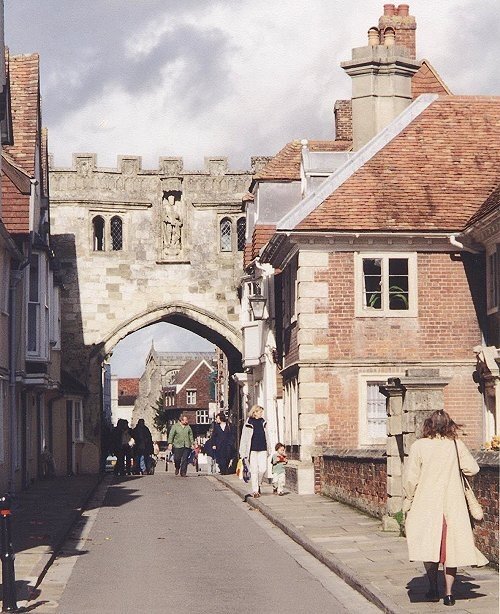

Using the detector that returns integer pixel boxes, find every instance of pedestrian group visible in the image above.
[110,404,489,608]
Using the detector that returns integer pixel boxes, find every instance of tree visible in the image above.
[152,395,168,435]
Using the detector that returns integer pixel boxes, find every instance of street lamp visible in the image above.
[248,295,267,320]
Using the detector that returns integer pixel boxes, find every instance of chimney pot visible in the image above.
[368,27,380,46]
[384,4,396,16]
[384,27,396,46]
[397,4,409,16]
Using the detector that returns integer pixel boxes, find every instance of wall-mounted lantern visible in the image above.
[248,295,267,320]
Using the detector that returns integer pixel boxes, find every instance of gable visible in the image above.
[412,59,451,98]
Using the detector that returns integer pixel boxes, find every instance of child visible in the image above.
[271,443,288,495]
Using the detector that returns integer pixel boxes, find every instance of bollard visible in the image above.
[0,494,18,612]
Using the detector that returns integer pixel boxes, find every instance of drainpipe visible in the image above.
[449,235,480,254]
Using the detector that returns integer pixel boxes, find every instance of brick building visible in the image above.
[110,376,139,426]
[240,1,499,542]
[0,47,77,487]
[164,358,216,437]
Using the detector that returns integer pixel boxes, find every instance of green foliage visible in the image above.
[152,395,168,434]
[393,510,406,537]
[367,286,409,310]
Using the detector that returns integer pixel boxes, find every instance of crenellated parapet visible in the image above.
[49,154,261,203]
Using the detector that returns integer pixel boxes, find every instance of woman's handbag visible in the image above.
[242,458,251,484]
[454,440,483,522]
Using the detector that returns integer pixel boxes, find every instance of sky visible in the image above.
[5,0,498,376]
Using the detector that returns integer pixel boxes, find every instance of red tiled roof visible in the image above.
[465,185,500,229]
[118,378,140,398]
[412,59,451,98]
[297,97,500,232]
[1,154,30,233]
[4,54,39,177]
[243,242,253,269]
[250,224,276,266]
[253,140,352,182]
[174,359,212,387]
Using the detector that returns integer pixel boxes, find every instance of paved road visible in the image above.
[42,471,378,614]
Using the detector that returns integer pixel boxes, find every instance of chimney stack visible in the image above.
[341,4,420,150]
[379,3,416,58]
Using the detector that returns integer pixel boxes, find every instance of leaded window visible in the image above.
[220,218,232,252]
[110,216,123,251]
[237,217,246,251]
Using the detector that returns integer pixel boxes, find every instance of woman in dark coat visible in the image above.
[211,413,234,475]
[113,419,133,476]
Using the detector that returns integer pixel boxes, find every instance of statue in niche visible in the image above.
[162,190,183,255]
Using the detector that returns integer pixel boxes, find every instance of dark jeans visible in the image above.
[115,445,132,476]
[173,447,190,476]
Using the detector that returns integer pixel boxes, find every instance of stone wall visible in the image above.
[49,154,256,468]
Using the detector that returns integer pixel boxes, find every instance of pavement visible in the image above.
[2,475,101,607]
[215,474,499,614]
[0,471,497,613]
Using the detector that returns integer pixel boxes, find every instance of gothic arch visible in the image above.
[101,302,242,371]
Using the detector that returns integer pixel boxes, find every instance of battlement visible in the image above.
[49,153,270,176]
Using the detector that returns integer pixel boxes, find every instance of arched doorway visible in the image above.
[77,304,243,474]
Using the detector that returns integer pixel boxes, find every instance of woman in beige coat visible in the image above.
[403,410,487,606]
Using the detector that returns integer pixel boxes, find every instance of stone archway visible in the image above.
[78,304,243,474]
[102,302,242,370]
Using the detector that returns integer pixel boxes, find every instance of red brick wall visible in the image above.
[317,450,387,518]
[309,251,484,448]
[470,454,499,566]
[315,252,481,361]
[334,100,352,141]
[175,364,212,409]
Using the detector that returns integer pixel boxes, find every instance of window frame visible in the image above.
[27,252,49,359]
[355,252,418,318]
[196,409,210,424]
[186,390,197,405]
[486,246,499,314]
[110,216,123,251]
[358,374,399,447]
[219,217,232,252]
[73,399,84,442]
[236,217,246,252]
[283,376,299,447]
[92,215,105,251]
